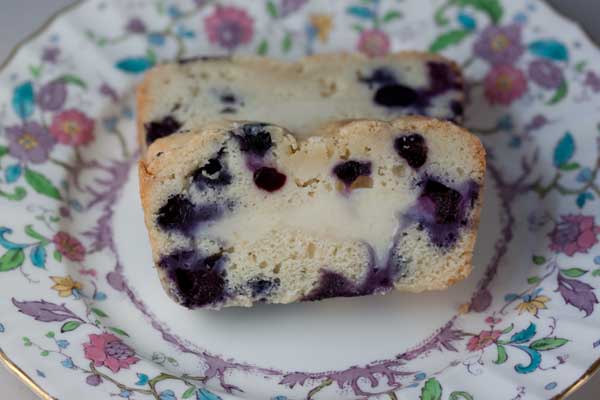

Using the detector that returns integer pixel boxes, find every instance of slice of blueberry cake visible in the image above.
[139,117,485,309]
[136,53,465,150]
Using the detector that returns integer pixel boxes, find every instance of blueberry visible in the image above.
[333,161,372,185]
[156,195,197,233]
[145,116,181,145]
[253,167,286,192]
[220,93,236,104]
[358,68,398,88]
[235,123,273,157]
[303,271,358,301]
[160,251,227,308]
[450,100,464,119]
[426,62,462,96]
[420,180,462,225]
[156,195,221,235]
[374,84,420,107]
[394,134,428,169]
[248,277,280,297]
[193,156,232,189]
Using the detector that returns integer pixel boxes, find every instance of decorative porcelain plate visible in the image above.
[1,0,600,399]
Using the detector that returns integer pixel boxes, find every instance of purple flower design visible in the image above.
[473,24,524,65]
[280,0,308,17]
[5,122,55,164]
[204,6,254,50]
[585,71,600,93]
[528,59,563,89]
[42,47,60,64]
[125,17,146,33]
[37,81,67,111]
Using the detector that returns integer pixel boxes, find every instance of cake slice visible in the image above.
[136,53,465,150]
[139,117,485,309]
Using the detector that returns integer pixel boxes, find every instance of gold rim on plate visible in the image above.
[0,1,598,399]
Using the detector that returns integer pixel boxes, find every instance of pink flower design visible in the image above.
[53,232,86,262]
[467,330,502,352]
[50,109,95,146]
[484,64,528,105]
[549,215,600,256]
[204,6,254,50]
[357,29,390,58]
[83,333,139,373]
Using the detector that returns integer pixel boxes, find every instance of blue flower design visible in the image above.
[61,358,75,369]
[56,339,69,349]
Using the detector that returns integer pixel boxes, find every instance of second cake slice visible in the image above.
[137,52,465,150]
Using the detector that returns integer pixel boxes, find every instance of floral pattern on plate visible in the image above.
[0,0,600,399]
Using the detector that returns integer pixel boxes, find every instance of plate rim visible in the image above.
[0,1,598,399]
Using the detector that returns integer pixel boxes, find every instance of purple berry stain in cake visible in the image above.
[425,61,462,96]
[394,134,428,169]
[235,123,273,157]
[193,151,232,189]
[160,250,227,308]
[303,271,359,301]
[145,116,181,145]
[333,160,372,186]
[408,178,480,247]
[248,277,280,299]
[156,195,222,236]
[253,167,287,192]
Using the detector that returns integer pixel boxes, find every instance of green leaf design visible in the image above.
[382,10,403,23]
[434,3,451,26]
[91,308,108,318]
[560,268,587,278]
[266,0,278,18]
[547,80,568,105]
[25,225,49,244]
[429,29,470,53]
[60,321,81,333]
[352,23,364,32]
[40,350,49,357]
[575,60,588,73]
[24,169,61,200]
[109,327,130,337]
[449,392,474,400]
[257,39,269,56]
[53,250,62,262]
[501,324,514,334]
[282,32,292,53]
[527,276,541,284]
[420,378,442,400]
[0,145,8,158]
[592,269,600,277]
[494,344,508,364]
[532,255,546,265]
[22,337,32,346]
[530,337,568,351]
[454,0,503,24]
[0,186,27,201]
[559,162,580,171]
[0,249,25,271]
[29,65,42,78]
[45,331,55,338]
[182,386,197,399]
[59,74,87,89]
